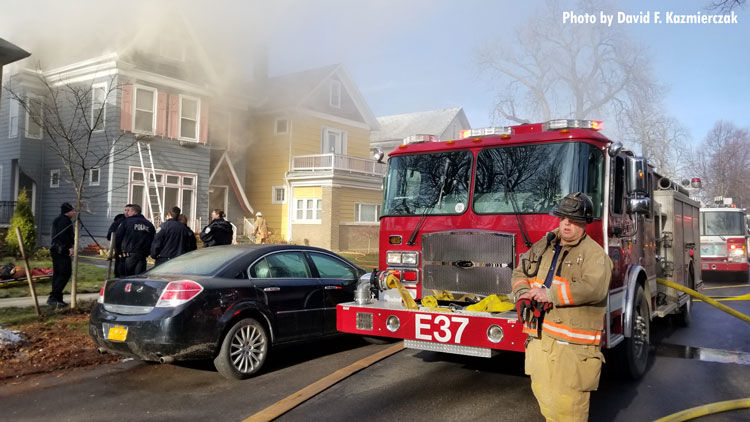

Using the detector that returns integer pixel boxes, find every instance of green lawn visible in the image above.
[0,257,107,299]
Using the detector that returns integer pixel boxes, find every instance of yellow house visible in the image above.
[246,64,383,251]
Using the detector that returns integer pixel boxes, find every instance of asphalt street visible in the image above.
[0,279,748,422]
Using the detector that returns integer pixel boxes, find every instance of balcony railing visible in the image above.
[291,154,386,177]
[0,201,17,225]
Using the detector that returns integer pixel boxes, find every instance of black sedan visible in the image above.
[89,245,366,379]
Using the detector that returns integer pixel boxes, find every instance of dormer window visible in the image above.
[329,80,341,108]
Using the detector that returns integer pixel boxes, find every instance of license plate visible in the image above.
[106,325,128,342]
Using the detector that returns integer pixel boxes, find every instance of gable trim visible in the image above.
[209,151,253,216]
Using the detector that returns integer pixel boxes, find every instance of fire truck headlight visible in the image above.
[402,252,418,265]
[386,252,402,265]
[487,325,504,343]
[386,315,400,332]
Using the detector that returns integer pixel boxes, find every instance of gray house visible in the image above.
[0,37,30,227]
[0,25,254,247]
[370,107,471,156]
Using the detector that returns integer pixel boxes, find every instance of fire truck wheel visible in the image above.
[621,285,650,379]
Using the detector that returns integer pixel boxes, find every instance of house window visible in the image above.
[129,167,197,225]
[91,82,107,131]
[355,203,380,222]
[272,186,286,204]
[133,86,156,134]
[179,95,200,141]
[295,198,322,222]
[89,168,100,186]
[329,80,341,108]
[8,97,19,138]
[50,169,60,188]
[25,94,43,139]
[321,127,347,154]
[275,118,289,135]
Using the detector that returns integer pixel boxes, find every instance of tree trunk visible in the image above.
[70,196,82,309]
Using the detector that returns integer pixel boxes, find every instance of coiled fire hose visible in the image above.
[652,279,750,421]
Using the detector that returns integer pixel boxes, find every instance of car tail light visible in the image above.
[155,280,204,307]
[97,281,106,304]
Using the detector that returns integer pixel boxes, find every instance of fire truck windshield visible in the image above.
[474,141,604,216]
[701,211,746,236]
[383,151,473,216]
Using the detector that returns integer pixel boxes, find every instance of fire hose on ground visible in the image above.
[653,279,750,421]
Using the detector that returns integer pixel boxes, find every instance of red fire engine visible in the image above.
[337,119,701,378]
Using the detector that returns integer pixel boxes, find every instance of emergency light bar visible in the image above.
[459,127,512,138]
[544,119,603,131]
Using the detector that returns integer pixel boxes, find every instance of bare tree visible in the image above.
[477,0,686,178]
[3,72,137,308]
[691,121,750,207]
[707,0,745,12]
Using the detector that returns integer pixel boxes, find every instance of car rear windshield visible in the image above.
[147,247,247,276]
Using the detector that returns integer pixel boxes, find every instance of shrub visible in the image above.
[5,189,36,256]
[33,247,51,260]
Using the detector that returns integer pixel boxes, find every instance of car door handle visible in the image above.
[324,285,342,290]
[263,287,280,292]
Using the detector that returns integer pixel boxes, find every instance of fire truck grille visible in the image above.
[421,231,515,296]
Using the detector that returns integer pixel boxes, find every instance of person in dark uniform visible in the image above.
[114,204,155,276]
[178,214,198,251]
[151,206,197,266]
[49,202,76,307]
[106,209,127,277]
[199,209,233,247]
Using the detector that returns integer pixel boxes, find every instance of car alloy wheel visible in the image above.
[215,318,268,380]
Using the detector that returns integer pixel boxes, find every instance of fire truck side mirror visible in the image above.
[627,197,651,214]
[626,157,648,195]
[608,142,623,157]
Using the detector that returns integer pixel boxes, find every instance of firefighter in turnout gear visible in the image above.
[512,192,613,422]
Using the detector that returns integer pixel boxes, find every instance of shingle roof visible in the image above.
[260,64,339,109]
[371,107,464,143]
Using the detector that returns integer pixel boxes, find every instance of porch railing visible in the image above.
[291,154,386,177]
[0,201,16,225]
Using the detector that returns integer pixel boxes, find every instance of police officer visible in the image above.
[151,206,197,266]
[49,202,76,307]
[511,192,612,422]
[106,207,127,277]
[200,209,233,247]
[114,203,155,276]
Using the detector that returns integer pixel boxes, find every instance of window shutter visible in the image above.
[199,101,208,144]
[156,92,167,137]
[120,84,133,132]
[168,94,179,139]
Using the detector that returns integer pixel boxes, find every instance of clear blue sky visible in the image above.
[2,0,747,148]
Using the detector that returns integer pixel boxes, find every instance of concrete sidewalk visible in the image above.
[0,293,99,308]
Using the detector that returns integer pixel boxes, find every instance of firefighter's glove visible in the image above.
[516,298,533,323]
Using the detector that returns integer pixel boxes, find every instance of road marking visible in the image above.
[243,342,404,422]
